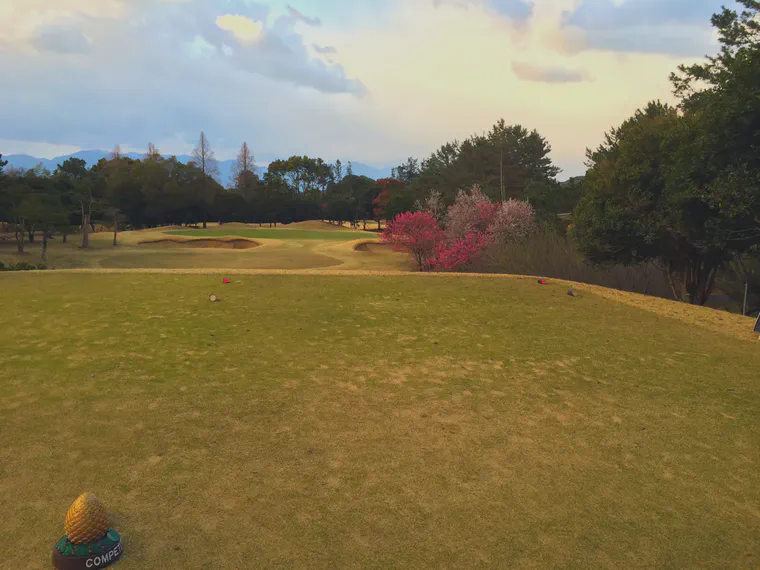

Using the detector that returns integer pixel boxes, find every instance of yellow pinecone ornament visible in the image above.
[64,493,109,544]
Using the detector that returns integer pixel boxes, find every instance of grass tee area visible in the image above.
[1,273,759,569]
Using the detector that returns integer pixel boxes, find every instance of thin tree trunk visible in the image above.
[62,231,68,244]
[15,220,25,254]
[81,213,90,249]
[685,262,694,303]
[41,231,49,262]
[28,227,35,242]
[665,261,682,301]
[689,262,719,306]
[378,220,381,231]
[642,263,651,295]
[703,266,719,303]
[363,220,367,230]
[113,225,118,246]
[415,251,424,271]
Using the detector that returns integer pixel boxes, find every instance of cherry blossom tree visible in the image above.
[489,198,538,244]
[444,185,499,240]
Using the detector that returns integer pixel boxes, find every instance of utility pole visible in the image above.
[500,145,506,203]
[744,281,749,316]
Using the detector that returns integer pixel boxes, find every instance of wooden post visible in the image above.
[500,145,505,203]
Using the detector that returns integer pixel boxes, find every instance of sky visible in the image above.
[0,0,735,178]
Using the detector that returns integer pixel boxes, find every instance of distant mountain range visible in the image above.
[2,150,395,186]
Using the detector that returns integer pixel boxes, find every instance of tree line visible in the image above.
[0,118,581,262]
[382,121,583,225]
[0,134,385,258]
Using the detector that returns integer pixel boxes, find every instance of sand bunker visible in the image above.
[354,242,405,254]
[139,238,259,250]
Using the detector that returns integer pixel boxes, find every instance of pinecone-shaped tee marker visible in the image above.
[52,493,124,569]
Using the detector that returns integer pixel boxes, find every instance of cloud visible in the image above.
[0,139,82,160]
[564,0,718,28]
[560,0,723,56]
[313,44,337,54]
[32,23,91,54]
[211,10,366,96]
[433,0,534,23]
[286,5,322,26]
[487,0,534,22]
[566,25,716,57]
[0,0,369,160]
[511,61,591,83]
[216,14,265,46]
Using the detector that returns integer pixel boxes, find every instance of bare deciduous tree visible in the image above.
[192,132,220,228]
[414,189,445,223]
[232,142,255,185]
[146,143,162,161]
[232,142,259,202]
[192,132,220,181]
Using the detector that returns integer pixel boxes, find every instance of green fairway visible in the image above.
[0,224,408,272]
[1,272,759,569]
[168,228,374,241]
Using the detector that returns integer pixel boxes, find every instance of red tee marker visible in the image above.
[537,279,548,285]
[223,278,230,284]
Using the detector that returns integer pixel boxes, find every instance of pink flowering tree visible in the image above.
[444,185,499,240]
[489,199,538,245]
[430,185,499,270]
[385,186,539,272]
[382,211,445,271]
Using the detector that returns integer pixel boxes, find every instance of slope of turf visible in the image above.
[168,228,372,241]
[1,273,759,569]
